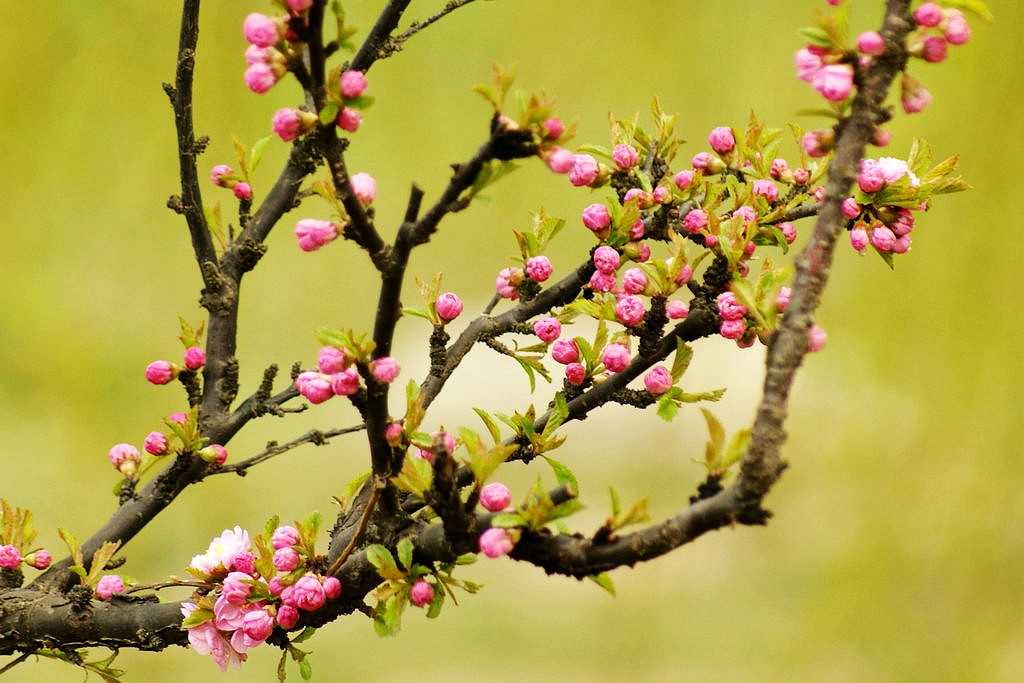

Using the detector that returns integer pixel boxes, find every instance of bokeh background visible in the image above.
[1,1,1020,681]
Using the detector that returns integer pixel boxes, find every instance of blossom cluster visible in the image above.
[144,346,205,386]
[295,345,400,405]
[107,410,227,477]
[845,156,924,256]
[0,544,50,571]
[183,525,341,672]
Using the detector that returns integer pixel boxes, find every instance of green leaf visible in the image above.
[319,101,341,126]
[943,0,992,21]
[249,135,272,174]
[669,340,692,383]
[299,657,313,680]
[474,407,503,444]
[540,392,569,440]
[58,527,83,572]
[232,134,250,178]
[542,455,578,495]
[397,538,414,572]
[588,572,616,596]
[491,512,527,528]
[180,606,214,629]
[391,453,433,498]
[337,470,370,514]
[366,545,404,581]
[701,408,725,455]
[656,395,679,422]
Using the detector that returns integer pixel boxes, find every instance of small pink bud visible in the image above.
[479,527,514,558]
[807,324,827,352]
[245,44,270,66]
[652,186,670,205]
[410,578,434,607]
[857,159,886,193]
[813,64,854,102]
[733,206,757,226]
[621,268,648,295]
[717,292,747,321]
[901,74,932,114]
[752,179,779,203]
[545,147,576,174]
[211,164,234,187]
[371,356,400,384]
[294,218,339,252]
[918,35,948,63]
[944,9,971,45]
[673,170,695,190]
[351,172,377,206]
[272,525,301,550]
[276,603,299,629]
[565,362,587,386]
[708,126,735,155]
[145,360,176,385]
[850,225,869,251]
[244,62,278,94]
[322,575,342,599]
[543,117,564,139]
[95,575,125,601]
[318,346,348,374]
[435,292,464,322]
[666,300,690,319]
[243,13,280,48]
[674,262,693,285]
[841,198,861,220]
[588,270,616,293]
[615,295,645,327]
[779,222,797,244]
[495,267,523,299]
[592,245,620,274]
[200,444,228,466]
[913,2,944,27]
[183,346,206,370]
[872,127,892,147]
[337,107,362,133]
[581,203,611,232]
[525,255,553,282]
[569,154,599,187]
[770,158,789,180]
[296,371,333,404]
[629,241,651,263]
[704,234,719,248]
[233,552,257,576]
[0,545,21,569]
[857,31,886,56]
[551,339,579,365]
[643,366,673,395]
[776,286,792,312]
[168,412,187,425]
[273,546,301,572]
[719,318,747,340]
[28,549,51,570]
[144,431,170,456]
[330,369,360,396]
[891,208,915,237]
[612,143,639,170]
[385,422,404,447]
[285,0,314,12]
[272,108,317,143]
[233,182,252,200]
[793,167,811,185]
[601,343,630,373]
[290,574,327,611]
[533,317,562,343]
[339,70,368,99]
[893,235,912,254]
[108,443,141,476]
[870,225,897,252]
[682,209,708,234]
[802,130,833,158]
[480,482,512,512]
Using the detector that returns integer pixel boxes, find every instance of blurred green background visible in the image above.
[1,1,1020,681]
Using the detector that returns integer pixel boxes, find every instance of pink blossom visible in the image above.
[691,152,715,171]
[294,218,338,252]
[913,2,944,27]
[857,31,885,56]
[198,444,228,466]
[351,172,376,206]
[273,546,301,572]
[221,571,253,606]
[793,167,811,185]
[704,234,719,248]
[708,126,735,155]
[533,317,561,343]
[717,292,747,321]
[581,203,611,232]
[652,186,670,205]
[593,245,621,274]
[615,296,645,327]
[812,186,826,202]
[146,360,176,385]
[795,47,824,82]
[296,371,333,404]
[601,343,631,373]
[673,170,695,190]
[543,117,564,139]
[870,225,897,252]
[480,482,512,512]
[623,188,647,207]
[168,412,187,425]
[891,208,915,237]
[841,198,861,220]
[525,255,553,282]
[545,147,576,174]
[944,10,971,45]
[643,366,673,395]
[272,525,301,550]
[233,182,252,200]
[857,159,886,193]
[776,286,792,312]
[317,346,348,374]
[808,325,827,352]
[95,575,124,601]
[589,270,616,293]
[901,74,932,114]
[27,549,51,570]
[213,593,246,631]
[733,205,757,226]
[565,363,587,386]
[627,219,645,241]
[919,35,948,63]
[417,431,456,462]
[682,209,708,234]
[183,603,246,672]
[435,292,464,322]
[612,144,639,169]
[770,158,789,180]
[276,603,300,629]
[621,268,648,295]
[234,607,275,650]
[285,0,314,12]
[496,267,522,299]
[752,179,779,203]
[551,339,579,365]
[108,443,141,476]
[802,130,831,158]
[666,300,689,319]
[288,574,327,611]
[0,545,21,569]
[674,262,693,285]
[204,527,251,573]
[243,13,279,48]
[371,356,400,384]
[183,346,206,370]
[244,62,278,94]
[813,64,854,102]
[569,154,599,187]
[850,225,869,251]
[720,318,747,340]
[233,552,256,576]
[479,527,514,558]
[322,576,341,599]
[410,579,434,607]
[245,45,270,66]
[339,70,368,99]
[144,431,170,456]
[337,107,362,133]
[893,235,912,254]
[779,222,797,244]
[631,241,651,263]
[211,164,234,187]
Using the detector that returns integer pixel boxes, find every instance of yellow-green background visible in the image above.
[1,1,1020,681]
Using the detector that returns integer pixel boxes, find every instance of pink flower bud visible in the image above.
[551,339,579,365]
[244,62,278,94]
[692,152,717,172]
[795,47,824,82]
[221,571,253,606]
[913,2,944,27]
[733,206,757,226]
[318,346,348,374]
[339,70,368,99]
[322,575,342,599]
[673,170,695,190]
[243,13,280,48]
[569,154,599,187]
[807,324,827,352]
[872,127,892,147]
[612,144,639,169]
[841,198,861,220]
[108,443,141,476]
[893,235,912,254]
[857,31,886,56]
[565,362,586,386]
[752,179,779,203]
[0,545,21,569]
[271,525,301,550]
[581,203,611,232]
[533,317,562,343]
[410,578,434,607]
[543,117,564,139]
[776,286,792,312]
[168,412,187,425]
[28,549,51,570]
[480,482,512,512]
[673,262,693,286]
[232,182,252,200]
[769,158,789,180]
[643,365,673,395]
[857,159,886,193]
[350,172,376,206]
[870,225,897,252]
[779,222,797,244]
[629,241,651,263]
[211,164,234,187]
[95,575,125,601]
[717,292,747,321]
[294,218,339,252]
[238,607,275,647]
[435,292,464,322]
[666,300,690,319]
[479,527,514,558]
[621,268,648,295]
[337,107,362,133]
[682,209,708,235]
[525,255,553,282]
[588,270,616,293]
[385,422,404,447]
[813,64,854,102]
[944,9,971,45]
[802,130,833,158]
[276,603,299,629]
[272,108,316,142]
[495,267,523,299]
[285,0,314,12]
[601,343,630,373]
[290,574,327,611]
[200,444,228,466]
[245,44,271,66]
[296,371,333,404]
[719,318,747,340]
[592,245,620,274]
[371,356,400,384]
[704,234,719,248]
[793,167,811,185]
[918,35,948,63]
[891,208,915,237]
[708,126,735,155]
[850,225,869,251]
[615,296,645,327]
[273,546,301,572]
[544,148,575,175]
[233,552,257,576]
[183,346,206,370]
[145,360,176,385]
[144,431,170,456]
[901,74,932,114]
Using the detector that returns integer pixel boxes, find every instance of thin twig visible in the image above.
[217,424,366,476]
[327,477,384,576]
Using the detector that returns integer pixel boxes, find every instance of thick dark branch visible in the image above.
[350,0,413,71]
